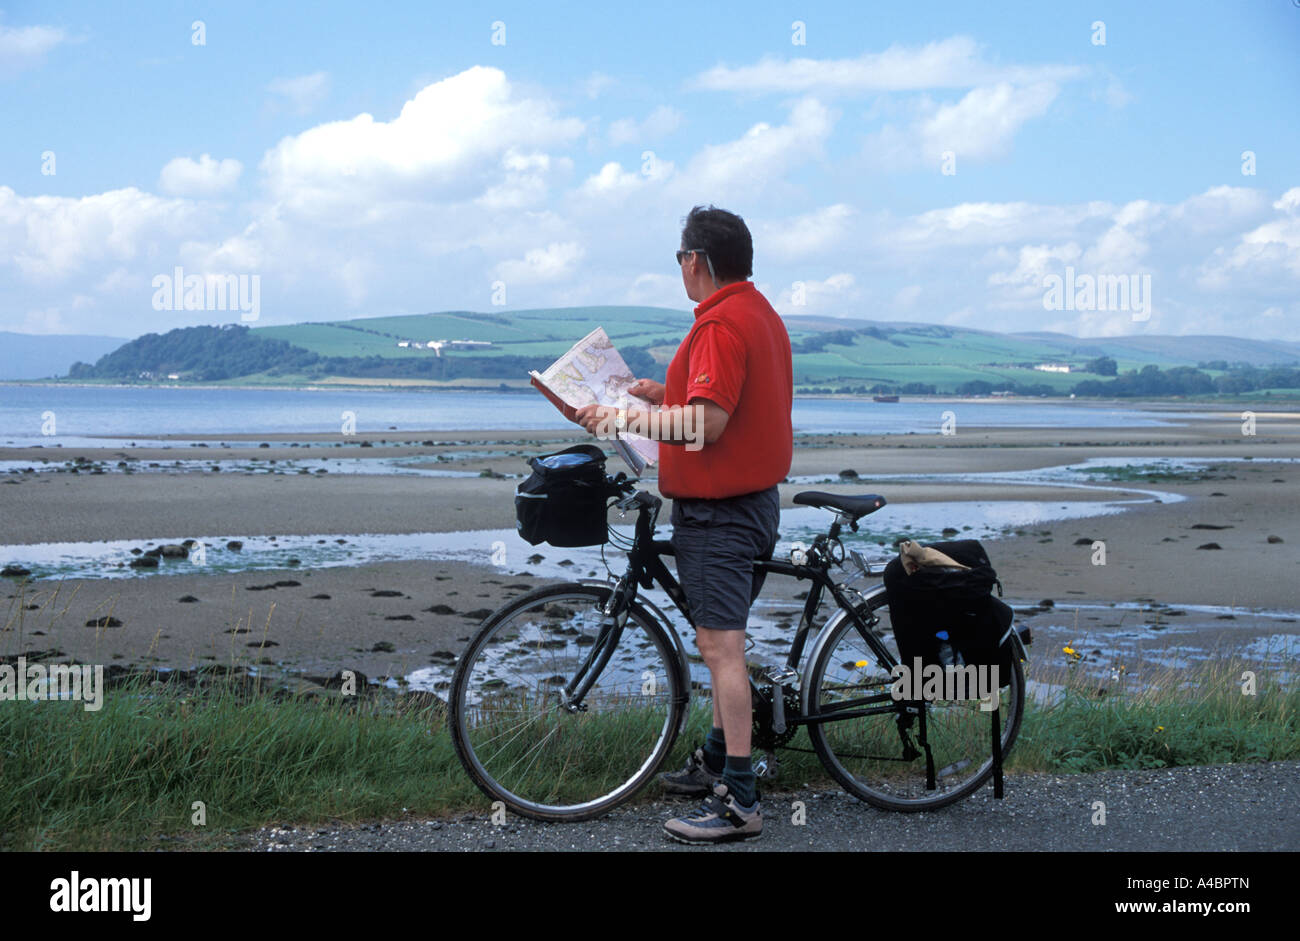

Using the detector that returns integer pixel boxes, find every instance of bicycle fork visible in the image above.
[560,601,629,712]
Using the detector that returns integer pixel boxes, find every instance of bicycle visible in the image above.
[449,471,1029,822]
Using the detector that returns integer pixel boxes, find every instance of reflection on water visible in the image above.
[0,492,1167,583]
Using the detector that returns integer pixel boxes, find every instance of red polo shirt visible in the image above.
[657,281,793,499]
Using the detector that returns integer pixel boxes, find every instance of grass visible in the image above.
[0,669,479,851]
[1,649,1294,851]
[1012,655,1298,772]
[1074,463,1231,483]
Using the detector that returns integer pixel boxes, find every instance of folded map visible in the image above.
[529,326,659,476]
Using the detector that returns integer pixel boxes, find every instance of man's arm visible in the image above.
[572,399,728,446]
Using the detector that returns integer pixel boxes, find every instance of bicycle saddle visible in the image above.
[792,492,887,520]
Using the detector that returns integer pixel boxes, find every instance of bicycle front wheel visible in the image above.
[805,596,1025,812]
[449,583,687,822]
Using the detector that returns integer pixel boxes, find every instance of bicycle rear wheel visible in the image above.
[805,596,1024,811]
[449,583,686,822]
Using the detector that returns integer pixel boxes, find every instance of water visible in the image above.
[0,383,1213,445]
[0,455,498,478]
[0,487,1172,582]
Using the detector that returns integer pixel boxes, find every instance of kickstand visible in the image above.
[916,702,936,791]
[990,705,1004,799]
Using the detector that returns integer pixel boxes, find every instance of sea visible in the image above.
[0,383,1213,446]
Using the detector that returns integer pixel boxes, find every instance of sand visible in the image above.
[2,404,1298,686]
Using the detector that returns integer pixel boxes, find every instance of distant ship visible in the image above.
[872,394,899,403]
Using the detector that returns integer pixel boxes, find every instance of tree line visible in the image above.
[66,324,667,384]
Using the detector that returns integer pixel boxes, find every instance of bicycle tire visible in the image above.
[804,594,1025,812]
[449,582,687,822]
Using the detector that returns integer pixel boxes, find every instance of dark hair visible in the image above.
[680,205,753,282]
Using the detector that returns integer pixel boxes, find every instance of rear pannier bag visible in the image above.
[515,444,611,548]
[882,538,1020,799]
[882,539,1014,687]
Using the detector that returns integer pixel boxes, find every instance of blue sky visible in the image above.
[2,0,1298,340]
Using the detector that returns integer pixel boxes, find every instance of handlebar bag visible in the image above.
[515,444,611,547]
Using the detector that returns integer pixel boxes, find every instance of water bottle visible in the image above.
[935,631,960,667]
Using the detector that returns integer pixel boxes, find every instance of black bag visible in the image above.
[882,539,1020,799]
[882,539,1013,687]
[515,444,612,548]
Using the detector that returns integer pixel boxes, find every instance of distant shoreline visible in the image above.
[1,378,1295,411]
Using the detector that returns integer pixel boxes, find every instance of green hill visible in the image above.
[253,307,693,362]
[58,306,1300,396]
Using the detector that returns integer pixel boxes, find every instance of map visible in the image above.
[530,327,659,475]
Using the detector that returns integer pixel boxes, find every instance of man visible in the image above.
[574,205,793,844]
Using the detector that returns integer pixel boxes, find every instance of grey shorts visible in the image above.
[670,486,781,632]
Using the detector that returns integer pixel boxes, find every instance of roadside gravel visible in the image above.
[237,760,1299,852]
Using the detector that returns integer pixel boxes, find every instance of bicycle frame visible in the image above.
[568,486,905,733]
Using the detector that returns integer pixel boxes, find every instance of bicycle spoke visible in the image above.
[807,600,1024,810]
[451,585,683,820]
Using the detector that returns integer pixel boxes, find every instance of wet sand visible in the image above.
[2,405,1298,687]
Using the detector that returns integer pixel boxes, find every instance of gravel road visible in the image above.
[238,760,1299,852]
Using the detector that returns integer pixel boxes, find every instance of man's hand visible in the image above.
[629,379,665,405]
[572,397,728,446]
[573,404,617,436]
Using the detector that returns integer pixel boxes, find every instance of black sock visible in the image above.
[722,755,757,807]
[701,726,726,774]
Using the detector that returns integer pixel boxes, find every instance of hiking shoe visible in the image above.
[658,747,722,796]
[662,783,761,845]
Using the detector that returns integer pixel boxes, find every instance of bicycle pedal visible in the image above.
[754,752,780,779]
[764,666,799,687]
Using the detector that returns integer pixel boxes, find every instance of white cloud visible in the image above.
[1198,186,1300,287]
[494,242,585,283]
[625,272,684,308]
[159,154,243,196]
[672,97,832,201]
[18,306,69,334]
[0,23,68,75]
[581,161,641,193]
[1274,187,1300,214]
[576,154,674,204]
[477,150,572,210]
[582,71,614,99]
[693,37,1083,95]
[771,272,856,317]
[267,71,330,114]
[920,82,1059,160]
[866,81,1060,168]
[894,284,922,309]
[896,201,1107,247]
[1103,77,1132,109]
[757,204,855,261]
[0,185,200,280]
[259,66,585,212]
[609,105,682,145]
[987,242,1083,302]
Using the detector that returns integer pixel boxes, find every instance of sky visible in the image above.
[2,0,1298,341]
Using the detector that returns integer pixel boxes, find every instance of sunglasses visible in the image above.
[677,247,721,286]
